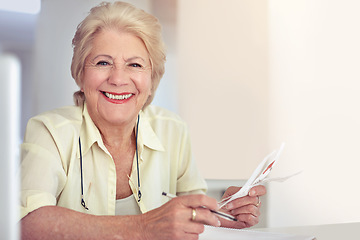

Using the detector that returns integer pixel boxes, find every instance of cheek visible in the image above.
[82,71,102,91]
[135,73,152,97]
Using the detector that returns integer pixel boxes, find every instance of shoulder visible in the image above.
[25,105,83,140]
[142,105,188,130]
[31,105,82,124]
[141,105,191,148]
[143,105,185,124]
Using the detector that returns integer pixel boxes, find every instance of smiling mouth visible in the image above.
[102,91,133,100]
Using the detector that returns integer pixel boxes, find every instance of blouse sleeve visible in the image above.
[175,122,207,195]
[20,116,67,220]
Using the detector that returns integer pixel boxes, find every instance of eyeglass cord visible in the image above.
[79,137,89,210]
[135,114,142,202]
[79,114,142,210]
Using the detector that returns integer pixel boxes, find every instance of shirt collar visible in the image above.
[78,104,165,158]
[78,103,105,156]
[138,109,165,153]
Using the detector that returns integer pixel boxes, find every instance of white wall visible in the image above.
[31,0,85,114]
[267,0,360,227]
[177,0,269,180]
[178,0,360,228]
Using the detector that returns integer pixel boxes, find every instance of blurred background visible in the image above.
[1,0,360,236]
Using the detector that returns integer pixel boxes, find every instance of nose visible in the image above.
[107,64,131,86]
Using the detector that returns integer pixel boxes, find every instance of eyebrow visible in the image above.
[89,55,148,64]
[124,56,147,63]
[90,54,112,62]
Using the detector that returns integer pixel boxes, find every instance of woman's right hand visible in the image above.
[138,194,221,240]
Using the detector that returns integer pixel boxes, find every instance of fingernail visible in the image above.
[217,220,221,227]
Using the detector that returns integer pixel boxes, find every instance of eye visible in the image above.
[96,61,111,66]
[129,63,143,68]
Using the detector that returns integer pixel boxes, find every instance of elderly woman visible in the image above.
[20,1,265,239]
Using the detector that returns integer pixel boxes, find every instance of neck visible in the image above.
[104,127,135,150]
[96,117,137,152]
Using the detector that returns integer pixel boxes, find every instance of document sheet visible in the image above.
[200,225,316,240]
[219,143,301,208]
[204,143,312,239]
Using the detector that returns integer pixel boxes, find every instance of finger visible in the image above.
[230,204,261,217]
[224,195,259,210]
[222,186,241,199]
[167,223,203,240]
[248,185,266,197]
[179,194,219,211]
[182,232,203,240]
[168,196,221,227]
[190,207,221,227]
[235,213,259,227]
[182,221,205,235]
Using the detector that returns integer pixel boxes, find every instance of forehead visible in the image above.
[88,29,149,61]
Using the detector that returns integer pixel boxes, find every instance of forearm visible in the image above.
[21,194,221,240]
[21,206,143,240]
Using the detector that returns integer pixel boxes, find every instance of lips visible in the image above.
[102,91,133,100]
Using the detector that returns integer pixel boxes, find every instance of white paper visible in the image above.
[219,143,300,208]
[200,225,316,240]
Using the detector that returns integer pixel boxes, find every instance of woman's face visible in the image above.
[82,29,152,128]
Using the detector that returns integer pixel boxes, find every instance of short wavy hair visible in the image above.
[71,1,166,108]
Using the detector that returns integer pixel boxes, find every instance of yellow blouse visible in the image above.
[20,103,206,220]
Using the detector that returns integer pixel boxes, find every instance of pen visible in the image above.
[162,192,237,222]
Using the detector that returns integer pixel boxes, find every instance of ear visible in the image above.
[148,82,153,96]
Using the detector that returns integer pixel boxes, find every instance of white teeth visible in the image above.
[104,92,132,100]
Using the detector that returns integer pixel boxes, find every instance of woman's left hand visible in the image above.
[218,185,266,229]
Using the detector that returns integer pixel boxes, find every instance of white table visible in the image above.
[256,222,360,240]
